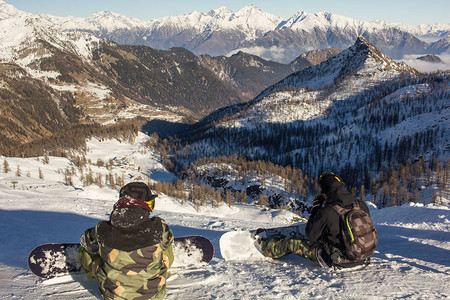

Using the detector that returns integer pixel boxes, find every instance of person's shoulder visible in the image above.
[150,215,164,222]
[150,216,170,227]
[96,220,111,231]
[356,199,371,215]
[321,205,342,218]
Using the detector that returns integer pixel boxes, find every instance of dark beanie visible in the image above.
[319,172,343,192]
[119,182,156,202]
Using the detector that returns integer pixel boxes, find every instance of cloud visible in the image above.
[227,46,288,62]
[398,53,450,73]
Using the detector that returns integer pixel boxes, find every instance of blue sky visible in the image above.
[6,0,450,26]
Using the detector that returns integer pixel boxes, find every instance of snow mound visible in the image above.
[220,231,266,261]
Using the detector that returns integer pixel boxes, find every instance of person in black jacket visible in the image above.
[256,172,371,268]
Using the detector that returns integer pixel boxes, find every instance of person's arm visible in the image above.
[305,208,329,242]
[160,220,174,268]
[80,226,99,255]
[79,225,101,276]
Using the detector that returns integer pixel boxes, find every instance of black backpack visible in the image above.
[328,200,378,262]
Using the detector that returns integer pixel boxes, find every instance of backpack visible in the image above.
[328,200,377,262]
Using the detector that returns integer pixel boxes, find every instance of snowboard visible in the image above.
[220,223,306,261]
[249,223,306,240]
[28,235,214,279]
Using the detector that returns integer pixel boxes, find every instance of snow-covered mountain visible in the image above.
[3,0,446,62]
[257,36,418,97]
[0,1,299,150]
[1,0,355,151]
[179,38,449,187]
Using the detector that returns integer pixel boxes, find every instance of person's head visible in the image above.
[119,182,157,212]
[109,183,157,228]
[318,172,343,194]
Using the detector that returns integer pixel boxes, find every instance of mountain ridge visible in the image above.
[178,37,448,185]
[1,5,342,150]
[1,1,448,63]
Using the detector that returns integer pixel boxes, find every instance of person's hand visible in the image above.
[313,194,326,208]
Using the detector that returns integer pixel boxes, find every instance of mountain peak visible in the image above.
[238,4,262,13]
[257,37,419,97]
[352,36,380,57]
[417,54,443,63]
[208,6,233,16]
[0,0,27,18]
[355,36,370,46]
[351,36,418,74]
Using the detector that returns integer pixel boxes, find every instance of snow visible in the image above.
[219,231,266,261]
[171,239,206,268]
[2,0,448,66]
[0,133,449,299]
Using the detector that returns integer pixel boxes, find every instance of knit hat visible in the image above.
[319,172,343,192]
[119,182,157,202]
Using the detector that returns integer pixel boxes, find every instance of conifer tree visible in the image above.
[16,165,21,177]
[43,153,50,164]
[3,159,10,173]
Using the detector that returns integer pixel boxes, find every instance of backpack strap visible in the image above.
[328,204,356,242]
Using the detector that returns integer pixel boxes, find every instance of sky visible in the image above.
[5,0,450,26]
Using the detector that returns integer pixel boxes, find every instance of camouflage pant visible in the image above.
[260,237,322,266]
[79,248,169,300]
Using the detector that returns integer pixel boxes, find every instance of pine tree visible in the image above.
[360,185,366,202]
[240,189,248,204]
[258,193,269,208]
[3,159,10,173]
[64,168,73,186]
[225,190,235,207]
[432,190,438,204]
[96,173,103,188]
[42,153,50,164]
[109,172,115,188]
[16,165,21,177]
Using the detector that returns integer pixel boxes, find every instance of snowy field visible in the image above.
[0,135,449,299]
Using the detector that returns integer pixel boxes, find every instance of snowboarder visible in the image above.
[255,172,376,269]
[79,182,174,299]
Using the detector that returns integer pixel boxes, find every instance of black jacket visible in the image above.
[306,181,370,252]
[96,207,170,252]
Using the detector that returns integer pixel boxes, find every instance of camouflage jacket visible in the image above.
[81,215,174,300]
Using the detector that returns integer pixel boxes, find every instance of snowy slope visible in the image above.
[0,0,103,80]
[182,37,448,186]
[0,134,449,299]
[204,37,420,127]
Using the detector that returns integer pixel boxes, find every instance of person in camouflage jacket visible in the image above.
[258,172,371,268]
[80,182,174,300]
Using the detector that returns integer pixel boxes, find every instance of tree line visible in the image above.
[1,121,143,157]
[174,72,449,193]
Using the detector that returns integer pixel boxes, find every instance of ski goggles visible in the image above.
[145,199,155,212]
